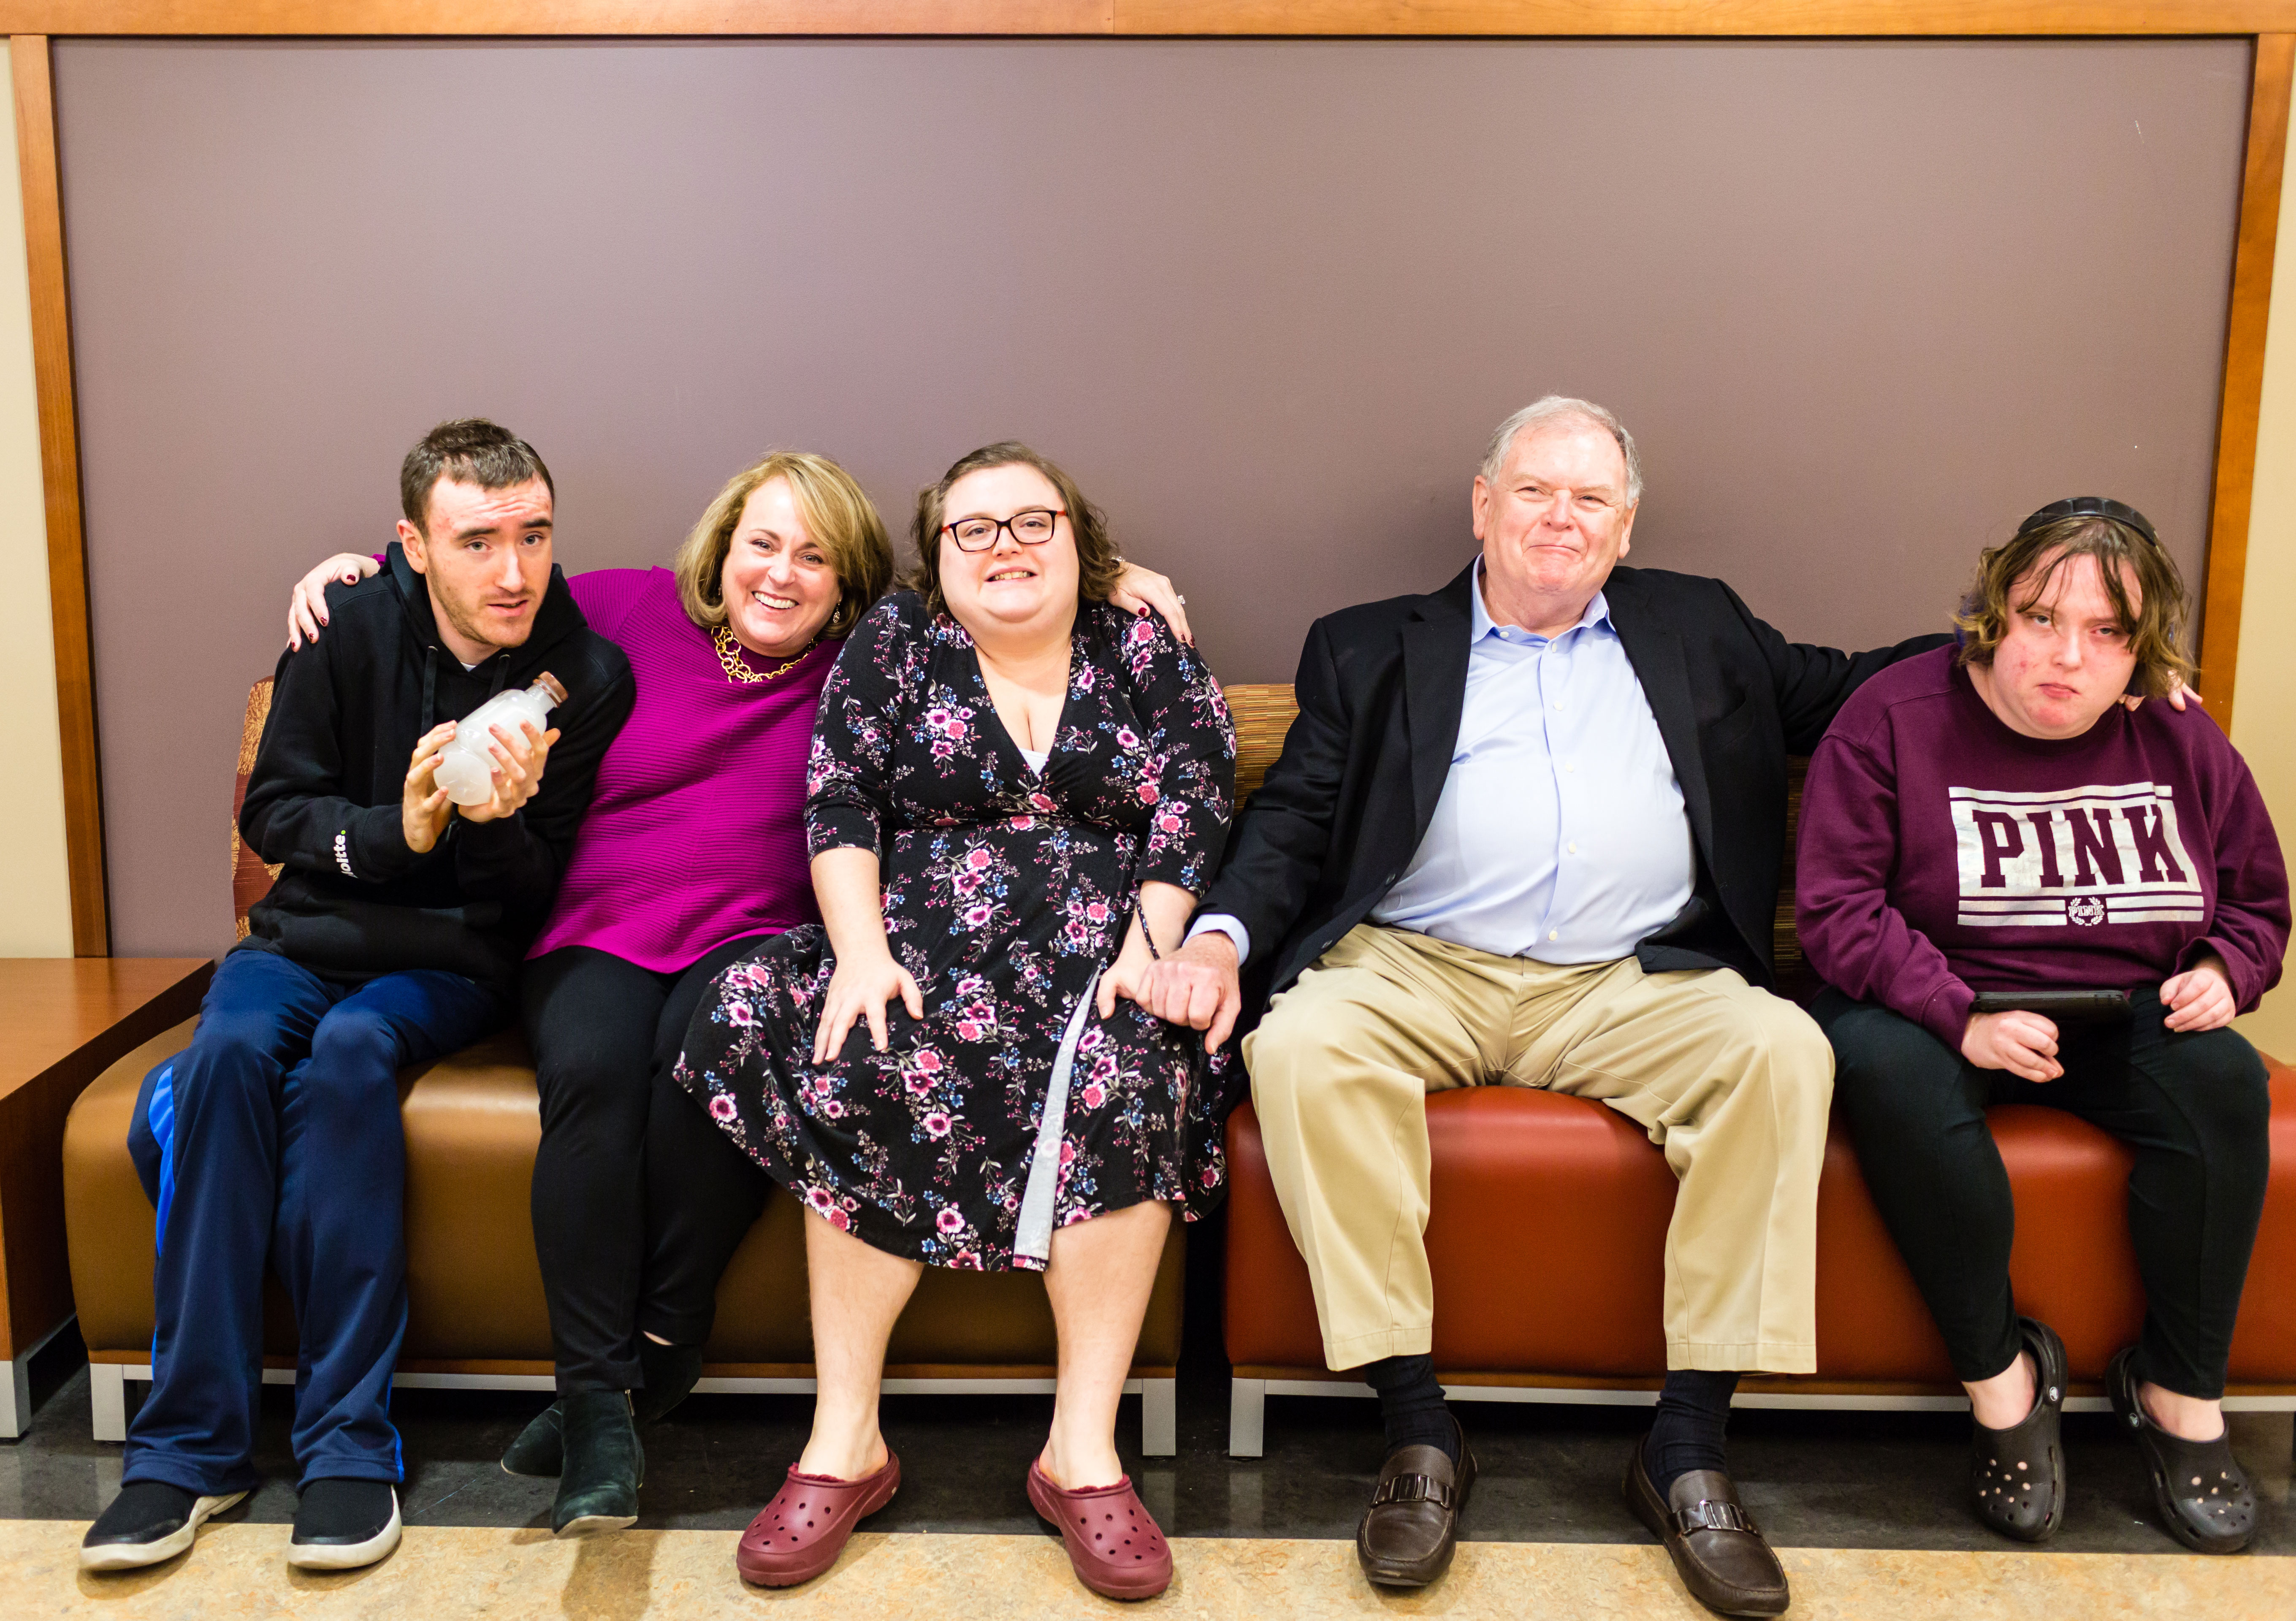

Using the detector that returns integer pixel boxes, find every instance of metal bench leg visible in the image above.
[1140,1377,1177,1456]
[1229,1376,1266,1458]
[0,1356,28,1439]
[90,1363,127,1443]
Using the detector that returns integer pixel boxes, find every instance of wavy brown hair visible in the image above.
[908,442,1122,617]
[1954,513,2195,697]
[672,450,892,642]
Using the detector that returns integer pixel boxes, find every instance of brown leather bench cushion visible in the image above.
[65,1021,1183,1371]
[1224,1063,2296,1385]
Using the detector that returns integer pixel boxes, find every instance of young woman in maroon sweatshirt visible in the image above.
[1797,498,2288,1555]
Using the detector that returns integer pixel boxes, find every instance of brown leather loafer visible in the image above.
[1355,1419,1476,1588]
[1624,1434,1787,1617]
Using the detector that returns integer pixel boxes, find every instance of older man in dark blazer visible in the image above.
[1143,396,1947,1616]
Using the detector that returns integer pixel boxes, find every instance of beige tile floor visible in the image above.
[10,1522,2295,1620]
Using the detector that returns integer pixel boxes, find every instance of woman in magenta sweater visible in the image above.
[284,451,1192,1536]
[1796,498,2288,1555]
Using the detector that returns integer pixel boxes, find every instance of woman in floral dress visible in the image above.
[655,442,1233,1599]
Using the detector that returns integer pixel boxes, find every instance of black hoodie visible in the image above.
[236,542,635,991]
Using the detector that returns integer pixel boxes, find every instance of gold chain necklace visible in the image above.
[714,623,813,685]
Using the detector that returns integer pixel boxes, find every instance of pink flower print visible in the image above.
[1080,1083,1106,1110]
[804,1186,835,1213]
[1075,666,1097,690]
[931,740,954,759]
[906,1069,934,1095]
[925,707,950,728]
[923,1111,952,1138]
[954,1250,982,1270]
[1137,783,1160,803]
[1059,1141,1076,1166]
[1078,1027,1103,1052]
[1128,619,1155,645]
[726,1000,755,1027]
[955,1021,981,1041]
[1030,792,1055,811]
[1091,1054,1117,1082]
[935,1205,965,1233]
[1065,922,1088,945]
[709,1093,738,1122]
[963,904,994,927]
[1157,813,1182,833]
[1085,902,1108,923]
[1115,727,1141,750]
[1009,815,1035,831]
[954,873,979,896]
[967,848,992,870]
[915,1049,943,1073]
[827,1206,852,1231]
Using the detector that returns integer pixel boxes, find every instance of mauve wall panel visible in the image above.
[53,39,2248,960]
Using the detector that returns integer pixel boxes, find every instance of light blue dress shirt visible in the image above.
[1194,566,1694,966]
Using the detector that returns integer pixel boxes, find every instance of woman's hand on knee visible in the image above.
[813,951,924,1064]
[1962,1010,2062,1081]
[2162,956,2236,1034]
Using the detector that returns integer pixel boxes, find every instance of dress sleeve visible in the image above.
[1106,604,1236,895]
[805,595,920,858]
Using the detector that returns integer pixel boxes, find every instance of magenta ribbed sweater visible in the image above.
[526,567,836,971]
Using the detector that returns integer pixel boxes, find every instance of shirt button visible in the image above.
[1553,701,1564,710]
[1565,763,1576,773]
[1568,841,1578,854]
[1548,930,1559,941]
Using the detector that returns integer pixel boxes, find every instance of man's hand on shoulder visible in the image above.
[457,720,558,825]
[402,721,455,855]
[1141,931,1244,1054]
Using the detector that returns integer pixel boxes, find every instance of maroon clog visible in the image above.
[734,1452,901,1588]
[1027,1457,1173,1599]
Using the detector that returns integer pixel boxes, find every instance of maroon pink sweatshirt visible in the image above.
[1796,646,2289,1050]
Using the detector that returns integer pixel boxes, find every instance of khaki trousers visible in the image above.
[1242,924,1832,1375]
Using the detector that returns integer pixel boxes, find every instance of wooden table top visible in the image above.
[0,958,212,1105]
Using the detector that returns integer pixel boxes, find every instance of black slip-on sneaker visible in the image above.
[80,1481,248,1572]
[287,1478,402,1570]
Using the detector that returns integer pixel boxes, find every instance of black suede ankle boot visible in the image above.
[550,1391,643,1537]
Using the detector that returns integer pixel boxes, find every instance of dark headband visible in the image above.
[2015,496,2161,550]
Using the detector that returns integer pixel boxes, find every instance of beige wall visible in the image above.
[2231,99,2296,1065]
[0,66,74,957]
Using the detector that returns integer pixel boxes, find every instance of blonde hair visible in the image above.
[1954,514,2195,698]
[673,451,893,641]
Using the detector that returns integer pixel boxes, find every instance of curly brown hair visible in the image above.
[1954,512,2194,697]
[908,442,1122,617]
[672,450,893,642]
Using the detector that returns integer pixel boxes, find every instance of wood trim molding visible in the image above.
[12,35,104,957]
[2199,32,2293,730]
[0,1,2294,35]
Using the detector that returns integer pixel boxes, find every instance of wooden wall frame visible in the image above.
[8,9,2289,951]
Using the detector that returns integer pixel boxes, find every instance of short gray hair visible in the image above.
[1479,396,1643,504]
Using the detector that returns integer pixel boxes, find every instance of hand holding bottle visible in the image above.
[402,721,456,855]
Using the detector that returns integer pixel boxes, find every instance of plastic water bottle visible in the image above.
[433,673,566,807]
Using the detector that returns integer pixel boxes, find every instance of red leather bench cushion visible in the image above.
[1225,1060,2296,1384]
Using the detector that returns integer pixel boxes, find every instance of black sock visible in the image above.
[1363,1354,1457,1461]
[1648,1369,1738,1497]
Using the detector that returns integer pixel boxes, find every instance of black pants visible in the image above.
[1818,986,2271,1399]
[634,1040,779,1348]
[523,935,770,1392]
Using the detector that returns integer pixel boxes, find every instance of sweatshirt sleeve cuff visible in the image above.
[346,804,422,882]
[1918,979,1976,1054]
[2180,937,2260,1012]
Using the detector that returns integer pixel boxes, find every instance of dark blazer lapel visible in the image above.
[1401,562,1477,837]
[1607,569,1716,865]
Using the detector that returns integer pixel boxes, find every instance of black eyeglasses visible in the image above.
[942,508,1066,552]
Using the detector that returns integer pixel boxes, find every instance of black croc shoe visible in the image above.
[2107,1346,2257,1553]
[1968,1316,2068,1543]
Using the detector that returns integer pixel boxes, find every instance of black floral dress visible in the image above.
[675,592,1236,1271]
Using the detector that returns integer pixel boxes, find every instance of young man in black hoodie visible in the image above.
[82,421,634,1574]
